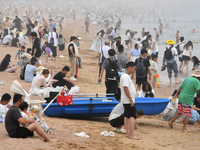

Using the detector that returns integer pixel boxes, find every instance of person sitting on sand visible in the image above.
[109,103,143,133]
[0,54,17,73]
[168,69,200,131]
[138,82,155,97]
[19,102,29,127]
[2,32,14,46]
[11,33,20,48]
[29,69,58,97]
[182,92,200,124]
[52,66,75,90]
[0,93,11,119]
[25,57,37,83]
[162,40,179,86]
[5,94,55,141]
[191,56,200,71]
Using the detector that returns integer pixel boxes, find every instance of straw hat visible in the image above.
[105,40,110,44]
[166,39,176,45]
[191,69,200,77]
[37,66,46,76]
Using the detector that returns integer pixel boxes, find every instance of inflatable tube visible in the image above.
[194,41,198,43]
[193,31,196,33]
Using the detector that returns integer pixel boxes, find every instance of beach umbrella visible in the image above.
[10,80,30,104]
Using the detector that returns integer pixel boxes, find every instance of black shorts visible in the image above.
[59,44,65,51]
[125,40,130,45]
[156,35,159,38]
[11,127,34,138]
[123,104,136,119]
[182,55,190,60]
[109,114,124,127]
[136,76,147,85]
[179,57,183,62]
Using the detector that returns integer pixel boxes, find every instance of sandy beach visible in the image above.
[0,14,200,150]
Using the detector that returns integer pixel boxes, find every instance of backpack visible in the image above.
[136,58,147,78]
[106,58,119,81]
[20,63,28,80]
[175,43,182,55]
[164,46,173,60]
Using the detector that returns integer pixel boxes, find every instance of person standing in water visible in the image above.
[159,23,163,35]
[142,28,145,38]
[154,28,159,41]
[176,30,180,44]
[163,40,179,86]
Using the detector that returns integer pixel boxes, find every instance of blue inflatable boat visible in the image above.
[41,96,170,117]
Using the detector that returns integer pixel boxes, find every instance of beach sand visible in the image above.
[0,15,200,150]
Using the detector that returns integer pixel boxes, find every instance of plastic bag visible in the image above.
[68,86,80,95]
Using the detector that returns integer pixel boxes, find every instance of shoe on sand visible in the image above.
[59,55,65,58]
[70,76,77,81]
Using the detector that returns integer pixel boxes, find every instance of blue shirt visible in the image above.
[25,64,37,83]
[50,23,56,32]
[130,49,141,57]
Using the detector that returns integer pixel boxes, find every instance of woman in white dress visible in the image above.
[29,69,60,97]
[90,30,104,52]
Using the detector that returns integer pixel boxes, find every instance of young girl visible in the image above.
[151,55,158,89]
[44,42,56,63]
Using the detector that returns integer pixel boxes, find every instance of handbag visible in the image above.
[57,88,73,106]
[49,33,54,46]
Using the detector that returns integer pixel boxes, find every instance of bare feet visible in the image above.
[168,122,173,129]
[175,82,179,84]
[129,136,141,140]
[182,128,191,132]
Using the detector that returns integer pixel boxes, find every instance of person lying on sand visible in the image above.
[5,94,57,142]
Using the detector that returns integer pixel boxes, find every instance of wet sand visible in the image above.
[0,15,200,150]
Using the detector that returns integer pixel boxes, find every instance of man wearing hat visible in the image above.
[169,69,200,131]
[163,39,179,86]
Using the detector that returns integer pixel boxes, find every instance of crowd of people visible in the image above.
[0,0,199,144]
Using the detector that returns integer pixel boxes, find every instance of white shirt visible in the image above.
[2,35,13,44]
[138,89,155,97]
[48,32,58,46]
[20,111,29,127]
[120,72,136,104]
[0,103,9,118]
[124,32,131,41]
[99,45,110,63]
[151,60,158,75]
[149,39,158,52]
[31,27,39,38]
[142,36,147,42]
[110,29,116,36]
[178,42,184,57]
[182,46,192,57]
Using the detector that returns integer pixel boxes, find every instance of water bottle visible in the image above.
[172,99,176,108]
